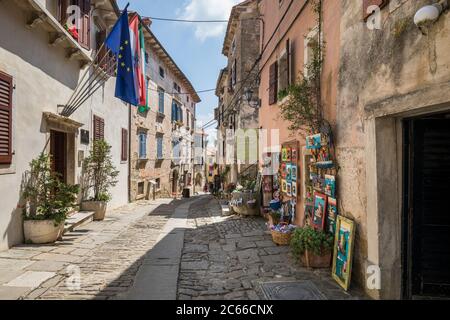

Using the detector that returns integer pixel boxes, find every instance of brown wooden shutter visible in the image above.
[0,72,13,165]
[78,0,91,49]
[93,115,104,141]
[363,0,388,20]
[269,61,278,105]
[121,128,128,161]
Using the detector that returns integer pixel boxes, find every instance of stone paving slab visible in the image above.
[177,196,367,301]
[0,198,176,300]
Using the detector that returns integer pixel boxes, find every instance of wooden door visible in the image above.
[50,130,67,183]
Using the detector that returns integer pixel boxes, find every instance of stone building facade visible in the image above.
[337,0,450,299]
[215,0,260,185]
[0,0,129,251]
[129,19,200,201]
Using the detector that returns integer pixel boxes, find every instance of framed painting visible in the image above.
[326,197,338,235]
[312,192,327,231]
[281,163,287,179]
[286,182,292,196]
[292,182,297,197]
[291,147,298,163]
[306,134,322,150]
[286,163,292,182]
[281,148,288,162]
[281,179,287,193]
[305,186,314,204]
[291,165,298,182]
[324,175,336,198]
[286,147,292,162]
[332,216,356,291]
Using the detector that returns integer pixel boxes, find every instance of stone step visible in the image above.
[63,211,95,234]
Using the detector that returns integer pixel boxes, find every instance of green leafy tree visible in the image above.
[82,140,119,202]
[22,153,79,225]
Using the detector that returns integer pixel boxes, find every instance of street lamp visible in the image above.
[414,1,448,34]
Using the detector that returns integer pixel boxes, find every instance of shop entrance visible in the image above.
[50,130,67,183]
[403,114,450,298]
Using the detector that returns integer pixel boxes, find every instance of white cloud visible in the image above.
[180,0,241,41]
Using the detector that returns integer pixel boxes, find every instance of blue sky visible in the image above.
[117,0,241,143]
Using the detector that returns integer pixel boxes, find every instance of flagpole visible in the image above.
[64,62,118,116]
[62,49,115,115]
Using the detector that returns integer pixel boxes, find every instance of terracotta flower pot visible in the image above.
[82,201,107,221]
[23,220,64,244]
[300,249,332,269]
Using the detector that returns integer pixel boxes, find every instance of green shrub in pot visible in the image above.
[290,226,334,258]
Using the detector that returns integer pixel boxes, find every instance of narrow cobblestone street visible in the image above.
[0,195,365,300]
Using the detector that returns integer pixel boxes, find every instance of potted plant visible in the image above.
[290,226,334,268]
[22,153,79,244]
[269,210,281,226]
[81,140,119,221]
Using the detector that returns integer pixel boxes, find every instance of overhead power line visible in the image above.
[148,17,228,23]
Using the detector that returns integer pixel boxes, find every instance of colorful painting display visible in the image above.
[305,186,314,204]
[306,134,322,150]
[324,175,336,198]
[292,148,298,163]
[332,216,355,291]
[286,164,292,182]
[326,197,338,235]
[312,192,327,231]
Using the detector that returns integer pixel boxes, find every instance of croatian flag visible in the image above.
[129,14,148,110]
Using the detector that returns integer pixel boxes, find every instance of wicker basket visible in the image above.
[271,229,292,246]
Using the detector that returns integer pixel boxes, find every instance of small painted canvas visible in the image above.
[281,148,288,162]
[332,216,355,291]
[327,197,338,235]
[281,179,287,193]
[292,182,297,197]
[286,164,292,182]
[324,175,336,197]
[286,182,292,196]
[312,192,327,231]
[281,163,287,179]
[291,165,298,181]
[306,134,322,150]
[286,147,292,162]
[291,148,298,163]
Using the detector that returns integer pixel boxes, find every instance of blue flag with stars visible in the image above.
[105,6,138,106]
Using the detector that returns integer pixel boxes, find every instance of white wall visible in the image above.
[0,2,128,250]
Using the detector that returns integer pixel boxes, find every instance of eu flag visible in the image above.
[105,6,138,106]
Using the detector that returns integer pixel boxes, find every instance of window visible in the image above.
[121,128,128,161]
[155,178,161,190]
[186,111,190,128]
[278,39,290,96]
[0,72,13,165]
[158,88,165,114]
[187,96,190,103]
[58,0,91,49]
[157,136,163,159]
[138,182,145,195]
[173,82,181,93]
[145,52,149,64]
[269,61,278,105]
[231,59,237,88]
[95,29,115,76]
[138,131,147,159]
[93,115,105,141]
[159,66,165,78]
[304,27,320,79]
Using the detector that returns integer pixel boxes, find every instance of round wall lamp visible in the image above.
[414,1,448,33]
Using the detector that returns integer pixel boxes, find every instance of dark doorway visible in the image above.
[50,130,67,183]
[403,114,450,299]
[172,170,179,195]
